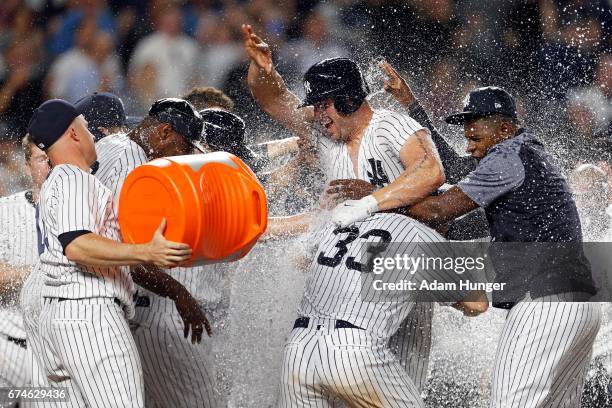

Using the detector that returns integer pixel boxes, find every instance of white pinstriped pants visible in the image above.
[38,298,144,408]
[278,318,424,408]
[387,303,433,392]
[131,307,219,408]
[491,297,601,408]
[0,334,28,408]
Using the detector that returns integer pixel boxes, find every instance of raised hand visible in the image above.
[241,23,273,74]
[173,288,213,344]
[380,60,416,106]
[145,219,192,268]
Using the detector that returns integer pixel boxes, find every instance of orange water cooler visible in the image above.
[118,152,267,264]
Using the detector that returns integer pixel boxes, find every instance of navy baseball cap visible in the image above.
[28,99,80,151]
[445,87,518,125]
[75,92,131,140]
[149,98,205,152]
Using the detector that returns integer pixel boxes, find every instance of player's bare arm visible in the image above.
[243,24,313,136]
[257,136,300,160]
[0,263,31,293]
[372,129,445,210]
[132,264,212,343]
[321,179,376,210]
[381,61,477,183]
[406,186,479,228]
[263,212,317,240]
[64,219,192,269]
[451,290,489,317]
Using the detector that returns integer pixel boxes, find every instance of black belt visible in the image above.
[56,297,121,307]
[7,336,26,349]
[293,317,364,330]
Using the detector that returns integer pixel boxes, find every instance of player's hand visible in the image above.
[173,287,213,344]
[331,195,379,227]
[380,60,416,106]
[144,219,192,268]
[241,24,273,74]
[321,179,376,210]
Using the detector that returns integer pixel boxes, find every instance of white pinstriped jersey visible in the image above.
[0,191,38,338]
[298,212,456,340]
[95,132,149,207]
[315,109,425,185]
[37,164,136,317]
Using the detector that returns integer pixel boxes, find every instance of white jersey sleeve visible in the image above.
[95,133,149,206]
[372,109,424,153]
[38,164,135,316]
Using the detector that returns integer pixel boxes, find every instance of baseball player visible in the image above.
[26,99,192,407]
[0,134,49,407]
[184,86,300,166]
[279,211,488,407]
[89,96,220,408]
[406,87,601,407]
[244,24,445,392]
[74,92,141,141]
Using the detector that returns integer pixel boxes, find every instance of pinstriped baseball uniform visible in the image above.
[313,109,433,391]
[94,132,149,201]
[315,109,425,187]
[457,131,601,408]
[95,133,221,407]
[0,191,37,397]
[36,164,143,408]
[490,297,601,408]
[279,212,464,407]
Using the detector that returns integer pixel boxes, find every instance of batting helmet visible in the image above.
[200,109,264,172]
[299,57,370,115]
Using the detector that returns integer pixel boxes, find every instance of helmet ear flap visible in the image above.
[333,95,365,116]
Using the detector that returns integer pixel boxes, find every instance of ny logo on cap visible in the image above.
[304,81,312,94]
[462,94,471,109]
[495,102,502,108]
[38,143,45,149]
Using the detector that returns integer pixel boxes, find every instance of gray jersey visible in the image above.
[37,164,135,317]
[316,109,425,186]
[0,191,38,339]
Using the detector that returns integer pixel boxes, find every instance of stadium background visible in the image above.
[0,0,609,197]
[0,1,610,406]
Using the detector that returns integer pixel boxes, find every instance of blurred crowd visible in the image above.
[0,0,610,197]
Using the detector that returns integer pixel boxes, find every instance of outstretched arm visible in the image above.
[242,24,313,137]
[381,61,477,183]
[64,219,192,269]
[406,186,479,228]
[132,264,212,343]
